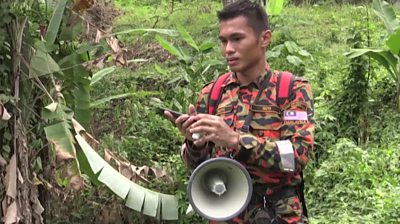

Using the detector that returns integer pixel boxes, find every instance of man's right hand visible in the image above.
[164,104,204,145]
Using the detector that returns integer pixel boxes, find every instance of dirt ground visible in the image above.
[85,0,120,41]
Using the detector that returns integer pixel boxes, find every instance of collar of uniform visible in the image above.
[223,63,271,89]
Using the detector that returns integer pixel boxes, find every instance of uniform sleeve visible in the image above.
[238,79,315,172]
[180,82,214,170]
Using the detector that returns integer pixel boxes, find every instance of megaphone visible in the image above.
[187,157,253,221]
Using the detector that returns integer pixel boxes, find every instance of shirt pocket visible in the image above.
[250,104,282,138]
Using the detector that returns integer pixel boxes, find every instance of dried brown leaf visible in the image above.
[0,154,7,166]
[5,154,17,199]
[104,149,112,163]
[31,197,44,222]
[95,29,103,43]
[151,167,173,183]
[0,104,12,120]
[137,166,149,177]
[119,162,134,180]
[106,36,121,53]
[2,154,19,224]
[17,168,23,184]
[3,201,19,224]
[72,0,95,11]
[55,148,75,161]
[104,149,121,167]
[69,175,85,191]
[115,51,128,67]
[72,119,99,149]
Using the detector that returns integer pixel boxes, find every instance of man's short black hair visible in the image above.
[217,0,270,34]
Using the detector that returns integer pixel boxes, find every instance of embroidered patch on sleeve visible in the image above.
[283,110,308,124]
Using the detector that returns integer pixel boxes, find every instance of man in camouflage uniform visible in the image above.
[165,1,314,223]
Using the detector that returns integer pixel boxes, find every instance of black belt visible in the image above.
[251,185,298,205]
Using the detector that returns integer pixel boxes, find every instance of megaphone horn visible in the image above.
[187,157,253,221]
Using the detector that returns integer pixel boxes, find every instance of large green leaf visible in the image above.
[90,66,116,86]
[287,55,303,66]
[29,41,62,77]
[160,194,179,220]
[112,28,178,37]
[126,183,146,211]
[76,149,101,186]
[58,49,92,130]
[45,0,68,45]
[74,82,91,130]
[176,45,192,64]
[386,29,400,56]
[143,191,160,217]
[44,121,76,160]
[346,48,398,81]
[177,25,199,52]
[90,91,159,108]
[284,41,300,54]
[372,0,400,34]
[199,41,215,53]
[75,134,179,220]
[58,44,100,68]
[268,0,285,16]
[42,102,74,123]
[155,35,183,59]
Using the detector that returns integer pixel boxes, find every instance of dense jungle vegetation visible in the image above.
[0,0,399,223]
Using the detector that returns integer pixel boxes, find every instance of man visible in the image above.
[165,1,314,223]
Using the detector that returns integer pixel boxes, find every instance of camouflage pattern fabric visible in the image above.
[209,195,308,224]
[181,70,314,223]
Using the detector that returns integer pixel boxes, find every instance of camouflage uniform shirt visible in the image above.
[182,70,315,224]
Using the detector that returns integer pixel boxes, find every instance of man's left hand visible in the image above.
[189,114,239,149]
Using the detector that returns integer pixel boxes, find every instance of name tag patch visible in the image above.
[283,110,308,124]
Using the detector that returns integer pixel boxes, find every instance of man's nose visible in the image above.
[225,41,235,54]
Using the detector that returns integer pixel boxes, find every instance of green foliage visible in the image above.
[346,0,400,110]
[332,27,369,143]
[0,2,12,82]
[267,8,313,76]
[308,138,400,223]
[267,39,312,76]
[268,0,285,15]
[155,25,224,111]
[44,0,67,46]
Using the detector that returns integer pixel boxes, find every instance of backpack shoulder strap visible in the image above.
[276,71,309,217]
[276,71,295,108]
[208,72,231,115]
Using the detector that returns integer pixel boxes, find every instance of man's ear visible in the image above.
[260,30,272,48]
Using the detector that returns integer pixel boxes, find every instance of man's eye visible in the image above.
[232,37,242,42]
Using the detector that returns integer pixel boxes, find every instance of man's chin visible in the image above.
[228,65,241,72]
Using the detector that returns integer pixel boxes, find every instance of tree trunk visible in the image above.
[7,16,44,224]
[222,0,266,7]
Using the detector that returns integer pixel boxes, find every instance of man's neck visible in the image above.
[236,60,266,85]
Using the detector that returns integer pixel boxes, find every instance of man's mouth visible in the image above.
[227,57,239,66]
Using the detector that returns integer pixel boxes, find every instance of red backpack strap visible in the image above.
[276,71,309,217]
[276,71,295,108]
[208,72,231,114]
